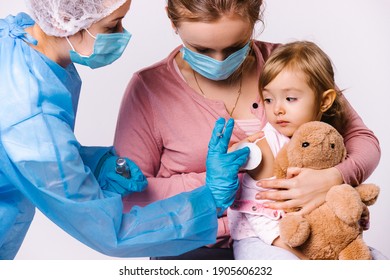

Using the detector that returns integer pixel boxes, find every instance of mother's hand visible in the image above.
[256,167,343,215]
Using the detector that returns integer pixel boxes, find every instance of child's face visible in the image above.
[262,68,321,137]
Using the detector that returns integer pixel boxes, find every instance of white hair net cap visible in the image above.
[25,0,127,37]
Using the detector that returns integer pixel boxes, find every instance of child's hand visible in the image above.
[228,131,264,153]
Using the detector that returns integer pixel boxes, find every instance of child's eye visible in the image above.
[286,97,297,102]
[263,98,272,104]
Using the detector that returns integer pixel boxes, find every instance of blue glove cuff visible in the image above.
[94,150,116,179]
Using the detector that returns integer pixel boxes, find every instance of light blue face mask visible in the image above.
[181,41,251,81]
[66,29,131,69]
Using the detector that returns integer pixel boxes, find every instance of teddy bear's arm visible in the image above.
[338,236,372,260]
[273,144,289,179]
[326,184,362,224]
[279,215,311,247]
[355,184,380,206]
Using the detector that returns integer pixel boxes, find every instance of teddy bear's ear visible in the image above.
[342,145,347,161]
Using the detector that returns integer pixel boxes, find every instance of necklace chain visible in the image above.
[192,70,242,117]
[192,69,206,97]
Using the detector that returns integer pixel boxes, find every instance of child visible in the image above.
[228,40,346,260]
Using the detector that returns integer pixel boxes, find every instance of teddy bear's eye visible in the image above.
[302,142,310,148]
[330,143,335,149]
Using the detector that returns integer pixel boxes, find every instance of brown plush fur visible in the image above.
[275,121,380,260]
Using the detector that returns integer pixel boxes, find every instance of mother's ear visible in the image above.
[320,89,337,112]
[165,6,178,34]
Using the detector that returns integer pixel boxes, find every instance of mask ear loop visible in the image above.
[65,36,76,51]
[66,29,96,57]
[66,28,96,50]
[84,29,97,40]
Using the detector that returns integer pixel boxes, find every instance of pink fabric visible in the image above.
[230,200,283,219]
[114,40,380,247]
[235,118,262,136]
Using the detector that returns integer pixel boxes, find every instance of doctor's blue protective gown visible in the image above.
[0,13,218,259]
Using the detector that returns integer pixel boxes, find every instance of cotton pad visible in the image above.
[235,142,262,170]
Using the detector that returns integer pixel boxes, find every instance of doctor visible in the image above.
[0,0,249,259]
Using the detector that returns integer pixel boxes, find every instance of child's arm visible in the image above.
[247,138,276,180]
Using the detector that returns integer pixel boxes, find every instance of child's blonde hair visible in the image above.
[259,41,346,133]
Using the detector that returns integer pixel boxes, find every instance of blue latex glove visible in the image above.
[206,118,250,216]
[98,156,147,196]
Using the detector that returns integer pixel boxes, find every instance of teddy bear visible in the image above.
[274,121,380,260]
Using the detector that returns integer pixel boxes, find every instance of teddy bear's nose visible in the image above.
[302,142,310,148]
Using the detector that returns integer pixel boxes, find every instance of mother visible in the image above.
[114,0,381,259]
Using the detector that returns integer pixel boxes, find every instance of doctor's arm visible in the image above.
[1,103,246,257]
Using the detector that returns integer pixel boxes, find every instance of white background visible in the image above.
[1,0,389,260]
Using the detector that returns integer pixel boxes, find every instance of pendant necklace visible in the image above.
[192,69,242,117]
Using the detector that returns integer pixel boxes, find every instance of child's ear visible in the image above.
[320,89,337,112]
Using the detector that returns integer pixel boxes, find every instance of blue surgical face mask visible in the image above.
[66,29,131,69]
[180,41,251,81]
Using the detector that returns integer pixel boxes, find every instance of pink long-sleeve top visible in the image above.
[114,40,381,248]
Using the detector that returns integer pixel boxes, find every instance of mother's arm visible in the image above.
[336,94,381,185]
